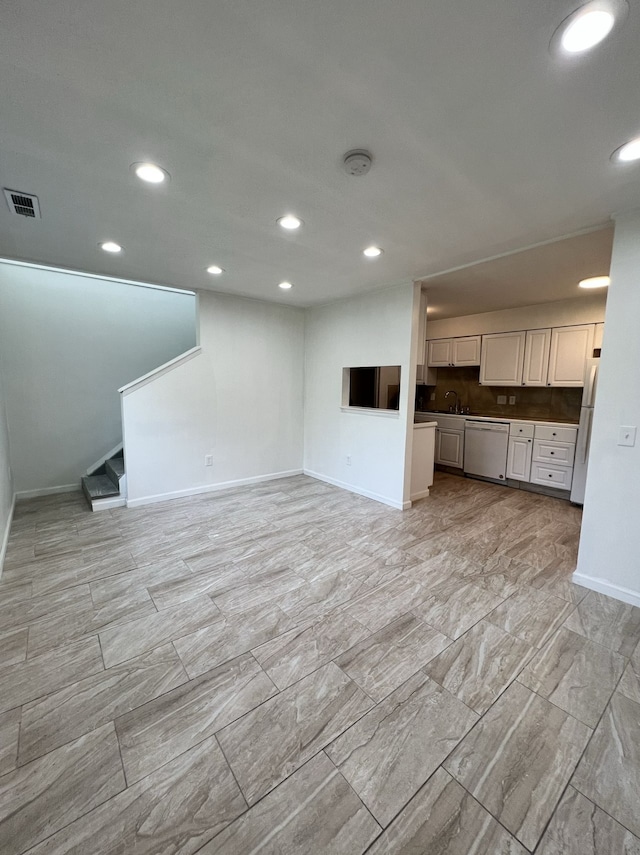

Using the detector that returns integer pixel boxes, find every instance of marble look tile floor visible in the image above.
[1,472,639,853]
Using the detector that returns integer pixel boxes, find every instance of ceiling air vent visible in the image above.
[3,188,41,218]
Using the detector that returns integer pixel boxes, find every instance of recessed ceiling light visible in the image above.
[277,215,302,230]
[550,0,627,56]
[100,241,122,253]
[278,281,293,290]
[611,136,640,163]
[363,246,383,258]
[579,276,610,288]
[206,265,224,275]
[132,162,169,184]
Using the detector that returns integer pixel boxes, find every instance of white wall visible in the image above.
[123,292,304,505]
[0,367,14,575]
[425,294,606,339]
[0,263,196,494]
[574,211,640,606]
[304,283,416,509]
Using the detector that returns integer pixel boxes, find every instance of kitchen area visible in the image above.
[413,307,604,506]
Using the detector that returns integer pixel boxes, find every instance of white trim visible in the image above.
[85,443,123,475]
[0,493,17,578]
[0,257,195,296]
[90,495,126,512]
[410,488,430,501]
[119,346,202,395]
[571,571,640,609]
[339,407,400,419]
[126,469,304,508]
[15,484,79,500]
[304,469,405,510]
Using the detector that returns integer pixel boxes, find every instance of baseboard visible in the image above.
[91,496,127,512]
[304,469,405,510]
[410,488,430,501]
[126,469,304,508]
[571,571,640,609]
[14,484,80,500]
[0,493,17,579]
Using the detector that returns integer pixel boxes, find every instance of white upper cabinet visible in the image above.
[522,329,551,386]
[452,336,481,366]
[479,331,526,386]
[427,338,453,367]
[427,336,481,367]
[547,325,595,387]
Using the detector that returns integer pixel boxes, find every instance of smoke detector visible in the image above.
[3,189,41,218]
[343,150,373,176]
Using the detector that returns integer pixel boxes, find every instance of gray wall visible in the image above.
[0,367,13,570]
[0,263,196,494]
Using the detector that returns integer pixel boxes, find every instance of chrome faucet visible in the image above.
[445,390,459,414]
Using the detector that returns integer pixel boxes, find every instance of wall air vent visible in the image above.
[3,188,41,218]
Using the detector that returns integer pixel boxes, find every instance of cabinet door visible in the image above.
[435,429,463,468]
[506,436,533,481]
[479,331,526,386]
[452,336,481,366]
[548,325,595,387]
[522,329,551,386]
[428,339,453,367]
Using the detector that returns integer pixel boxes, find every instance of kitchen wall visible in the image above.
[0,262,197,495]
[425,294,606,339]
[575,211,640,607]
[418,367,582,422]
[0,367,13,576]
[304,282,415,509]
[123,291,304,505]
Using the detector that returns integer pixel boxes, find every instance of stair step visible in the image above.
[82,474,120,501]
[105,457,125,485]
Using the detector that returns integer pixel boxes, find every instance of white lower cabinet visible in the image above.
[435,428,464,468]
[530,462,573,490]
[507,436,533,481]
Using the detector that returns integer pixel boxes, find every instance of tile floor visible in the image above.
[1,472,639,854]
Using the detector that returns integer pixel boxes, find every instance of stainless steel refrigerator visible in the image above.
[570,356,599,504]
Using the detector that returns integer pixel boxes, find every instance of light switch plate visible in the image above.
[618,426,637,447]
[497,395,507,405]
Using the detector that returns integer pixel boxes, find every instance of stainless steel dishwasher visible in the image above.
[463,420,509,481]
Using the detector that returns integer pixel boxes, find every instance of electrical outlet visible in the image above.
[509,395,516,405]
[497,395,507,405]
[346,455,352,466]
[430,392,436,401]
[618,426,637,447]
[204,454,213,466]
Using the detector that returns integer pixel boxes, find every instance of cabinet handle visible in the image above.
[552,432,556,436]
[548,474,553,478]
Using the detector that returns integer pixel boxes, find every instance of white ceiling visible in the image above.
[0,1,639,308]
[422,225,613,318]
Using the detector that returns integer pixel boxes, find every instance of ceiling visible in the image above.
[422,225,613,318]
[0,1,639,308]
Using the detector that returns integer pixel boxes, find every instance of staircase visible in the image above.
[81,449,126,511]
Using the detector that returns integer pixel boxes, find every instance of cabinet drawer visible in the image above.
[534,425,577,443]
[530,463,573,490]
[532,439,575,466]
[510,422,534,438]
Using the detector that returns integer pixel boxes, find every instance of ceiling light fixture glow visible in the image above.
[278,281,293,290]
[363,246,383,258]
[206,265,224,275]
[612,136,640,163]
[133,162,169,183]
[100,241,122,253]
[550,0,627,56]
[579,275,610,288]
[561,9,614,52]
[277,215,302,230]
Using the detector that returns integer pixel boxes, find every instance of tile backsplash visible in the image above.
[416,366,581,423]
